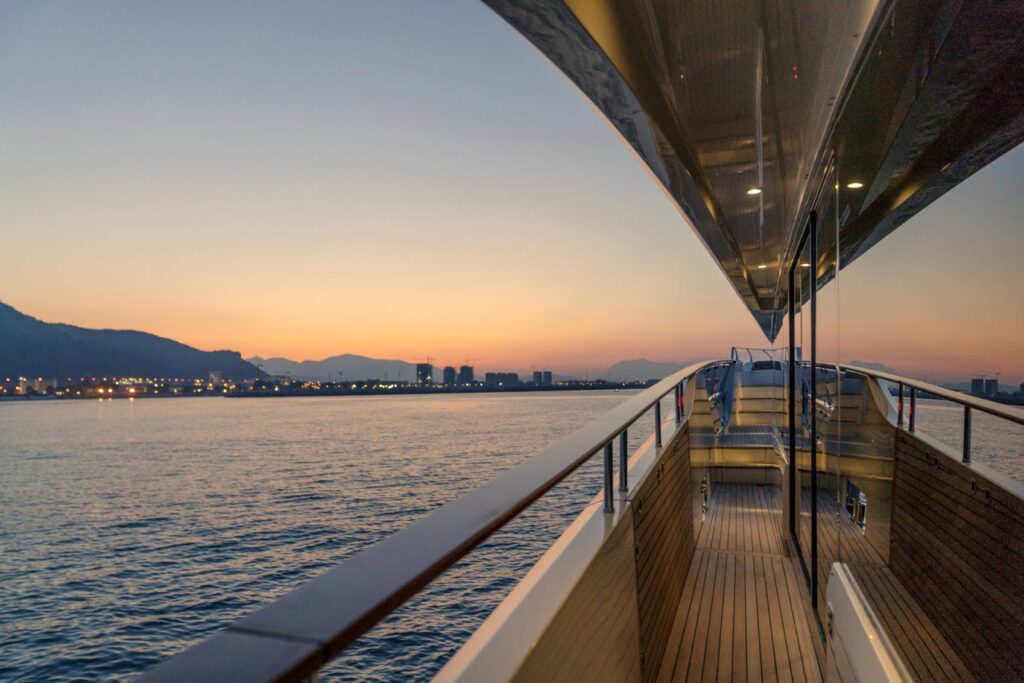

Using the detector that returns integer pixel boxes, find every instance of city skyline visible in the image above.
[2,292,1017,386]
[1,1,1021,384]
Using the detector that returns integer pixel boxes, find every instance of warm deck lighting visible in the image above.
[801,263,811,268]
[746,186,762,195]
[757,264,767,269]
[846,181,864,189]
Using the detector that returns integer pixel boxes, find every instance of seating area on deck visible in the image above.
[657,484,823,682]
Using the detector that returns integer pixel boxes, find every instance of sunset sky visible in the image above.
[1,1,1021,382]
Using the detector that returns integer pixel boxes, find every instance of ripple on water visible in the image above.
[8,394,1015,680]
[0,392,644,681]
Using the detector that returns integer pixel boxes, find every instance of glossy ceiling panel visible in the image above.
[483,0,1024,339]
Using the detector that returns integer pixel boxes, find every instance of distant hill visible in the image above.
[0,302,259,380]
[600,358,686,382]
[249,354,416,381]
[846,360,900,375]
[845,361,1019,393]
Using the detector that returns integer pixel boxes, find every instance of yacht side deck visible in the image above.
[141,361,1024,682]
[659,484,823,683]
[657,482,978,682]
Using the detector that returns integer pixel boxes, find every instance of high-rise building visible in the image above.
[442,366,457,386]
[458,365,474,385]
[984,379,998,396]
[533,370,543,385]
[416,363,433,386]
[971,378,985,395]
[542,370,553,386]
[484,372,519,389]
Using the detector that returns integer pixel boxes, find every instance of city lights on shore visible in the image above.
[1,372,660,400]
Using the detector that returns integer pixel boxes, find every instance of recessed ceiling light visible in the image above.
[746,186,762,195]
[846,181,864,189]
[757,264,768,269]
[801,263,811,268]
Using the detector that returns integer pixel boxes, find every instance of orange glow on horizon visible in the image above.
[0,4,1020,383]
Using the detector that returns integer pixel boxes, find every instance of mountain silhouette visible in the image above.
[846,360,900,375]
[600,358,687,382]
[0,302,259,380]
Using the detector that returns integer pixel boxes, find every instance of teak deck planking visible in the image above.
[658,484,822,682]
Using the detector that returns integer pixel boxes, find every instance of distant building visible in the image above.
[970,378,985,395]
[533,370,543,385]
[484,372,519,389]
[984,379,998,396]
[542,370,553,386]
[18,377,55,394]
[458,365,474,385]
[1019,382,1024,396]
[416,363,433,386]
[442,366,457,386]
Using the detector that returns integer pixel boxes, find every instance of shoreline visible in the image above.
[0,383,654,403]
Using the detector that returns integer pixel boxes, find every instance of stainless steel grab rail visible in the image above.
[842,363,1024,463]
[842,364,1024,426]
[139,360,720,682]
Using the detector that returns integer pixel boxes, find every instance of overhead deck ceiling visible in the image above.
[483,0,1024,339]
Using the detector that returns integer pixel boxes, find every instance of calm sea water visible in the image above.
[0,391,656,682]
[910,398,1024,479]
[1,393,1021,681]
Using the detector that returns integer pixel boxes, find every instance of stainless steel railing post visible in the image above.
[897,382,904,427]
[655,401,662,448]
[603,442,614,512]
[963,406,972,463]
[618,429,628,492]
[908,387,916,432]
